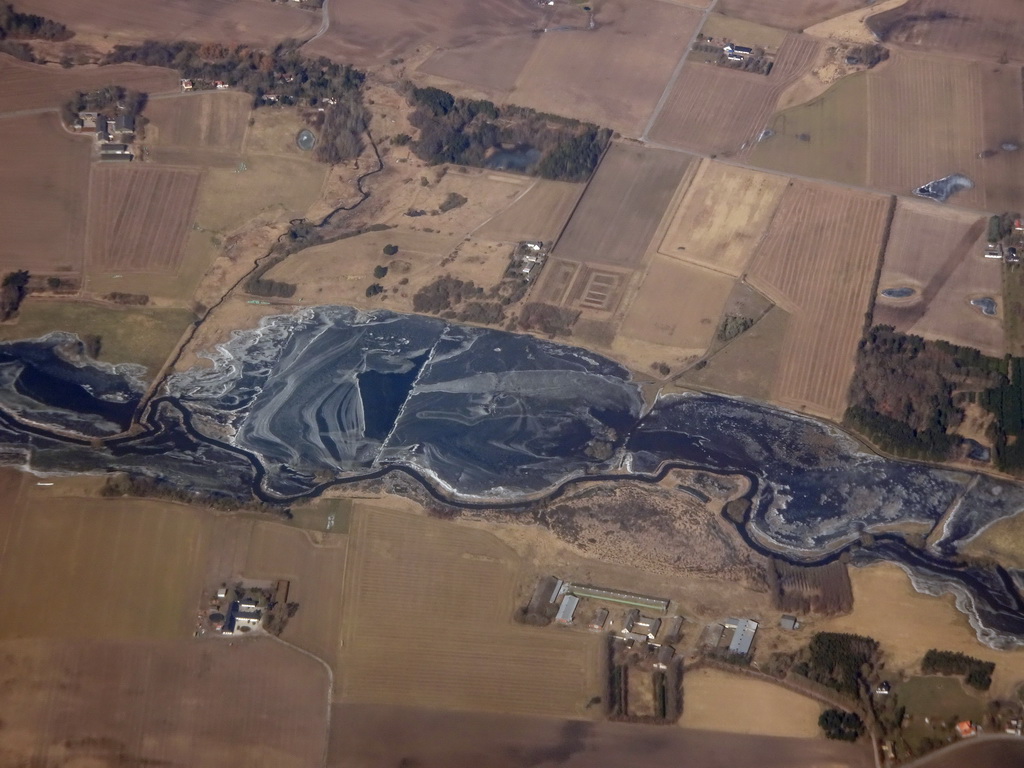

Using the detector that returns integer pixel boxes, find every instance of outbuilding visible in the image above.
[555,594,580,625]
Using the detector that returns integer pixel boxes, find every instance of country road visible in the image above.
[307,0,331,44]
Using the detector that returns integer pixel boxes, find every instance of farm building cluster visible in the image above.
[509,241,548,282]
[71,111,136,161]
[200,578,295,637]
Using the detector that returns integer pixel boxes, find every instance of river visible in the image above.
[2,306,1024,646]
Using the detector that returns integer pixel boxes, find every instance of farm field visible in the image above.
[86,165,202,273]
[0,54,179,113]
[418,36,539,95]
[901,738,1024,768]
[16,0,319,47]
[0,482,208,640]
[327,702,875,768]
[243,520,349,676]
[305,0,541,66]
[619,256,735,356]
[475,179,582,244]
[745,180,891,418]
[867,0,1024,63]
[0,301,194,376]
[549,144,694,270]
[680,668,823,738]
[753,52,1024,210]
[814,563,1024,698]
[874,200,999,354]
[0,113,91,273]
[680,306,791,401]
[648,33,821,155]
[657,160,789,277]
[509,0,703,135]
[338,506,600,717]
[716,0,872,31]
[0,637,329,768]
[146,91,252,154]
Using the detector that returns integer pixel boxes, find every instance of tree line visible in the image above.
[406,85,611,182]
[846,325,1024,468]
[0,3,72,41]
[921,650,995,691]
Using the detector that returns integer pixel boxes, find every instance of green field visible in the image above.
[748,73,870,187]
[0,301,194,377]
[894,675,986,754]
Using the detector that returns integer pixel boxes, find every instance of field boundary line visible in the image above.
[265,634,334,767]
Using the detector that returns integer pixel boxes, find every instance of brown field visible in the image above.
[753,52,1024,210]
[509,0,703,135]
[873,200,1000,354]
[745,181,891,418]
[550,144,694,269]
[146,91,252,154]
[0,54,179,112]
[0,483,207,640]
[717,0,872,31]
[475,179,583,244]
[619,256,735,354]
[658,160,790,277]
[243,520,349,675]
[902,737,1024,768]
[811,563,1024,698]
[418,35,539,95]
[867,0,1024,62]
[327,702,874,768]
[86,165,202,272]
[338,506,600,717]
[649,33,821,155]
[680,668,823,738]
[17,0,319,47]
[0,113,91,272]
[0,637,329,768]
[531,260,636,316]
[305,0,542,67]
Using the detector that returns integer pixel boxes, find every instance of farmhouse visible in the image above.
[723,617,758,655]
[555,594,580,625]
[724,43,754,58]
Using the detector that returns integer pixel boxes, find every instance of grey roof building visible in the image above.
[724,618,758,655]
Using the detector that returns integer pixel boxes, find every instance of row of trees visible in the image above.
[921,650,995,691]
[0,3,72,41]
[406,85,611,182]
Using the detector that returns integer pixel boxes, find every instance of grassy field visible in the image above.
[895,675,986,755]
[960,510,1024,569]
[0,637,329,768]
[418,35,538,94]
[813,563,1024,698]
[657,160,789,277]
[0,113,91,274]
[748,72,871,186]
[327,701,875,768]
[338,506,600,717]
[745,181,891,418]
[0,478,208,640]
[0,300,193,375]
[146,91,252,153]
[680,668,824,738]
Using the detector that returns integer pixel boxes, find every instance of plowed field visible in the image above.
[0,54,179,113]
[746,181,892,418]
[649,33,821,155]
[717,0,872,31]
[86,165,202,272]
[338,507,599,717]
